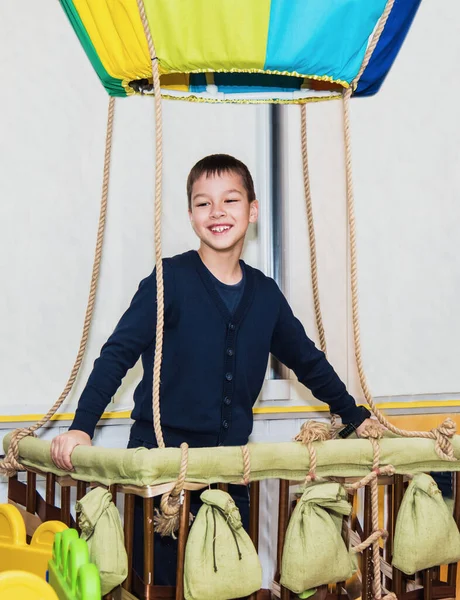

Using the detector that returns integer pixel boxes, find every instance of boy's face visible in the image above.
[188,171,258,254]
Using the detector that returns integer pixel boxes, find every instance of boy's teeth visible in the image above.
[212,226,230,232]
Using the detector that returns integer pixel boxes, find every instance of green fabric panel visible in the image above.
[76,487,128,595]
[392,473,460,574]
[59,0,127,97]
[4,434,460,488]
[184,490,262,599]
[280,482,355,593]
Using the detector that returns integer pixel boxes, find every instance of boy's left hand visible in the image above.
[356,418,385,437]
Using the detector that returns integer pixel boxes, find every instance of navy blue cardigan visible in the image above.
[70,250,366,447]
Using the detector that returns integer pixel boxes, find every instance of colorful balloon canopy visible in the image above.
[60,0,421,103]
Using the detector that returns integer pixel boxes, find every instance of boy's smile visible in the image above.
[189,171,258,255]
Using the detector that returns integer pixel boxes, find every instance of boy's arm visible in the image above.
[69,263,173,438]
[270,291,370,426]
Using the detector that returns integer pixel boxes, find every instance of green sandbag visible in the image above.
[281,482,355,594]
[184,489,262,600]
[393,473,460,574]
[76,487,128,595]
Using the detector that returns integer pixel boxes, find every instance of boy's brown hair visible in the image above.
[187,154,256,210]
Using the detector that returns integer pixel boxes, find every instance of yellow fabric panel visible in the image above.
[161,73,190,92]
[144,0,271,74]
[72,0,151,82]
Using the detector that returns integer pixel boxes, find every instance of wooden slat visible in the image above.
[249,481,260,551]
[123,494,135,593]
[276,480,291,600]
[175,490,191,600]
[76,481,87,501]
[61,485,71,527]
[362,486,373,600]
[8,476,27,506]
[143,497,155,599]
[392,475,405,597]
[46,473,56,505]
[423,569,433,600]
[26,471,37,514]
[448,472,460,588]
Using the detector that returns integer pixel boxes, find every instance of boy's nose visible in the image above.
[211,207,226,218]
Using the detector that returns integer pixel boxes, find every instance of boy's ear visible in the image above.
[188,209,193,223]
[249,199,259,223]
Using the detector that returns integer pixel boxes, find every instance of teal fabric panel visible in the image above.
[265,0,389,84]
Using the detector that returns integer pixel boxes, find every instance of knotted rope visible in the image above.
[0,96,116,477]
[154,442,192,538]
[294,421,331,484]
[349,423,395,600]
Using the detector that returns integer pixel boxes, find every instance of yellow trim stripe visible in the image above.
[1,400,460,423]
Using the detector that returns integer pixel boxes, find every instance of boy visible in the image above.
[51,154,373,583]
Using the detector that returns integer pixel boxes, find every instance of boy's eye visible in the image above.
[225,198,239,203]
[196,202,209,207]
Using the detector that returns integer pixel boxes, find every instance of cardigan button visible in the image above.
[223,396,231,406]
[222,420,229,429]
[226,348,234,356]
[228,323,235,330]
[225,372,233,381]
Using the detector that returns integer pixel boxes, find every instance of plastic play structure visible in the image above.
[0,503,101,599]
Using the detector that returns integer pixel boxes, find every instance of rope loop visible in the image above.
[154,443,191,538]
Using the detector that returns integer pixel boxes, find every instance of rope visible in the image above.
[154,442,192,538]
[301,104,327,355]
[294,421,331,484]
[339,0,456,464]
[241,445,251,486]
[349,424,395,600]
[342,88,456,461]
[300,105,341,428]
[0,97,116,477]
[135,0,166,450]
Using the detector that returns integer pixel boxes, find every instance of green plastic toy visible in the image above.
[48,529,101,600]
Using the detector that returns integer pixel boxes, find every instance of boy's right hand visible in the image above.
[50,430,92,471]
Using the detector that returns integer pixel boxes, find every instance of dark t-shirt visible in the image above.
[207,264,245,315]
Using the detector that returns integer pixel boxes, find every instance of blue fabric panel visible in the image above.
[355,0,422,96]
[214,72,303,93]
[265,0,388,84]
[189,73,207,93]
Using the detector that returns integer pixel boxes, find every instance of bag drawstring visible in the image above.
[211,506,242,573]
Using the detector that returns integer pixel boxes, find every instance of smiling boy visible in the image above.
[50,153,372,583]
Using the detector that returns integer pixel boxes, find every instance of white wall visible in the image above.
[0,1,266,417]
[282,0,460,406]
[1,1,459,421]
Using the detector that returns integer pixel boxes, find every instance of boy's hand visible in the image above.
[356,418,385,438]
[50,430,92,471]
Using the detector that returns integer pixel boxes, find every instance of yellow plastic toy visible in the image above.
[0,503,67,578]
[0,570,59,600]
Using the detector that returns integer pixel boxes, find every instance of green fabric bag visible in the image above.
[393,473,460,574]
[184,489,262,600]
[76,487,128,595]
[280,482,355,594]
